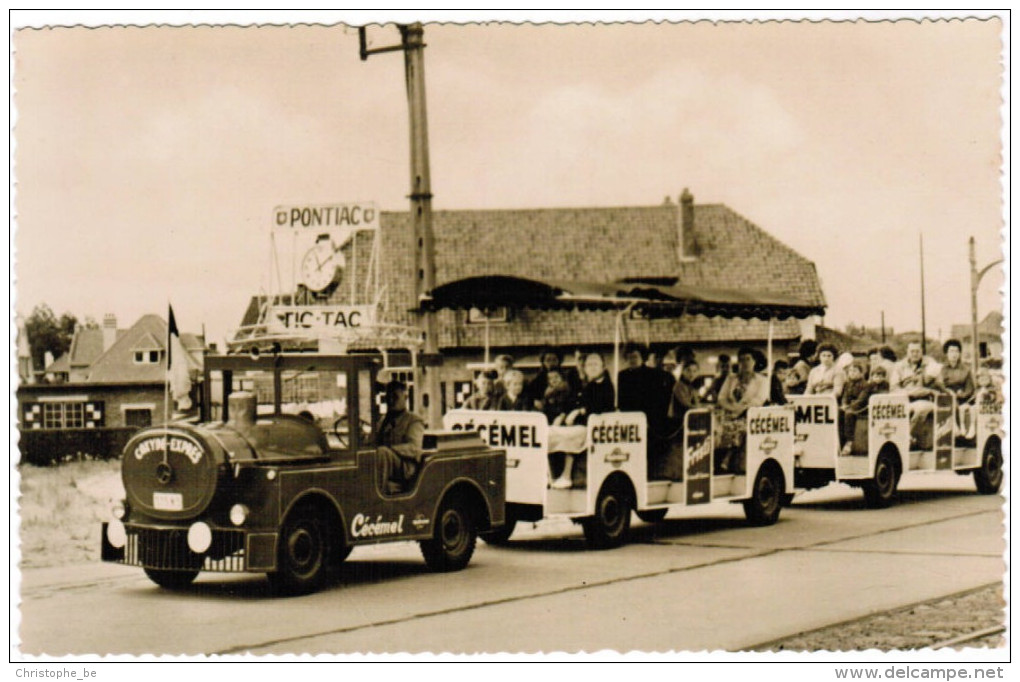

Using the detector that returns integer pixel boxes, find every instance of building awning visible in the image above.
[420,275,825,321]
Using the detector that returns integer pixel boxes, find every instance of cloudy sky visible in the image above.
[12,12,1006,348]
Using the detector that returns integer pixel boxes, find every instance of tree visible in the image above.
[24,304,78,372]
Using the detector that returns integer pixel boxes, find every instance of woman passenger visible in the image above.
[939,339,976,439]
[806,343,845,398]
[567,352,615,425]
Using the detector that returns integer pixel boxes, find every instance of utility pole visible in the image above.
[969,236,1003,379]
[880,310,886,344]
[361,23,442,427]
[919,233,927,356]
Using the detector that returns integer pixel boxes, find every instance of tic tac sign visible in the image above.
[266,305,376,335]
[273,203,380,232]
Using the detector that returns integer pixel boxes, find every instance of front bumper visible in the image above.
[101,522,278,572]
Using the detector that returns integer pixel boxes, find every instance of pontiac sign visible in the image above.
[274,203,380,231]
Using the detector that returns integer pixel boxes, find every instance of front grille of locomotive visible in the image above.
[122,525,246,572]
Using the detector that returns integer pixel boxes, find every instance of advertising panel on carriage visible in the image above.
[744,405,796,492]
[934,393,955,470]
[444,410,549,506]
[684,410,713,505]
[789,395,841,468]
[866,394,910,477]
[586,412,648,512]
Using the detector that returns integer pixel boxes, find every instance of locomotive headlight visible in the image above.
[229,504,249,526]
[106,519,127,549]
[110,500,128,520]
[187,522,213,553]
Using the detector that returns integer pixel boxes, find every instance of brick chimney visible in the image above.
[679,188,698,259]
[102,313,117,351]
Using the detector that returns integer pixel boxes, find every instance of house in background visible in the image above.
[949,310,1004,366]
[17,313,206,464]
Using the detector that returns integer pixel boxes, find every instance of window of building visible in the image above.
[134,350,162,364]
[466,307,510,324]
[25,400,103,430]
[124,408,152,428]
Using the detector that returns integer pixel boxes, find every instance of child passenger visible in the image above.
[840,364,889,455]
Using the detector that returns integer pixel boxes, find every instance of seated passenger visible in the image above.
[540,368,577,426]
[715,347,769,473]
[618,343,675,469]
[525,348,581,411]
[566,352,615,426]
[975,367,1003,405]
[939,339,976,440]
[464,370,498,410]
[806,344,845,398]
[659,356,702,481]
[495,369,529,411]
[376,380,426,494]
[838,361,869,454]
[769,360,790,406]
[784,340,817,396]
[491,354,515,402]
[891,341,944,450]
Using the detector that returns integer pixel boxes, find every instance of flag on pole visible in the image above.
[167,305,192,407]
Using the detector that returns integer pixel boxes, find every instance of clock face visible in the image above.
[300,240,345,293]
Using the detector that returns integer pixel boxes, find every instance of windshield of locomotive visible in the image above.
[207,369,348,431]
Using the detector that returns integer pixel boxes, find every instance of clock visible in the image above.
[300,238,345,293]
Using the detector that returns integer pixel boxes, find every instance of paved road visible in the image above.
[16,472,1004,655]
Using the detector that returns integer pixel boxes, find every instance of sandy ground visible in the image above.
[755,584,1006,652]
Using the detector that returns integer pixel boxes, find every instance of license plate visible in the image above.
[153,492,183,511]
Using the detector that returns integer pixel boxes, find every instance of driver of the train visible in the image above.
[376,380,426,494]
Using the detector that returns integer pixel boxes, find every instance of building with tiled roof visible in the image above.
[240,192,826,410]
[949,310,1004,364]
[18,313,207,464]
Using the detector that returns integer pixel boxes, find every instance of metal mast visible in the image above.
[361,23,442,426]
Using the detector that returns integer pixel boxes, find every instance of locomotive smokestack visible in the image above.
[228,391,257,433]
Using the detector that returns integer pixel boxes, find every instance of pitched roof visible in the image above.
[949,310,1004,341]
[86,314,203,382]
[259,200,826,348]
[67,328,106,368]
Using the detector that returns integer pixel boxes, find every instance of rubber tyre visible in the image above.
[583,482,632,549]
[480,516,517,545]
[144,568,199,590]
[863,452,899,509]
[973,439,1003,495]
[635,508,668,524]
[420,498,477,572]
[268,508,332,595]
[743,465,783,526]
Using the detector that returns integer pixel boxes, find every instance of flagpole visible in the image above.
[164,303,172,465]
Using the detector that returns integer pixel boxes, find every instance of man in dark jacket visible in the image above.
[618,344,675,467]
[376,380,426,493]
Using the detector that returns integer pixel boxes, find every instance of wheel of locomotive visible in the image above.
[635,508,668,524]
[420,496,477,571]
[583,480,632,549]
[863,450,899,509]
[743,463,784,526]
[144,568,199,590]
[480,514,517,546]
[268,505,332,594]
[973,438,1003,495]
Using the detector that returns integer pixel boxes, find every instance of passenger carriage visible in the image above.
[424,275,824,548]
[791,390,1004,507]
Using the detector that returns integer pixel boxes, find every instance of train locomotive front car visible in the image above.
[102,353,506,594]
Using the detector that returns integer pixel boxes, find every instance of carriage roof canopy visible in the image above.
[420,275,825,321]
